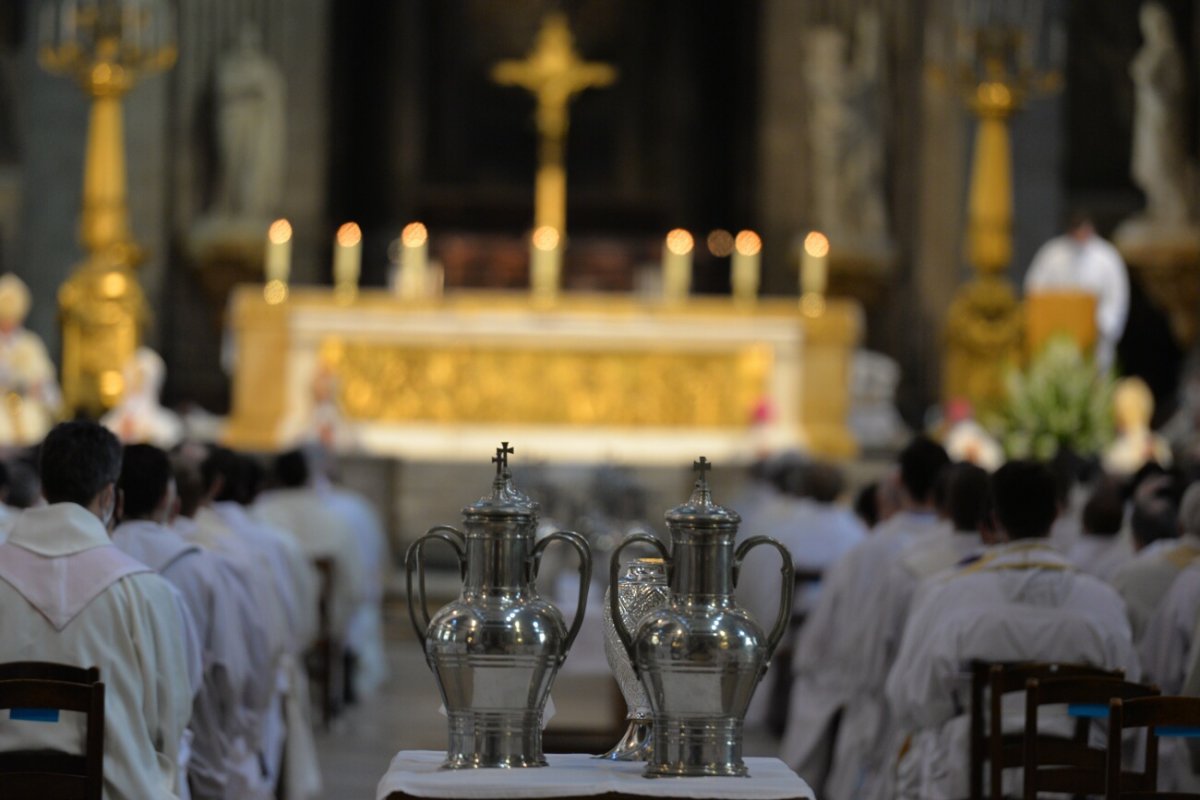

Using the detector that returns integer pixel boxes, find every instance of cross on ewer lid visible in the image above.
[664,455,741,529]
[464,441,538,520]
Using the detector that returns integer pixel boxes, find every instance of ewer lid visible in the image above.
[462,442,539,521]
[664,456,741,529]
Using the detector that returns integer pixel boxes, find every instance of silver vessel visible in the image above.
[610,457,793,777]
[406,443,592,768]
[598,557,670,761]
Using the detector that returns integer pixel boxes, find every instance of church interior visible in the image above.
[3,0,1200,798]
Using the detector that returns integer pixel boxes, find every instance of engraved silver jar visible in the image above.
[406,444,591,768]
[610,457,793,777]
[598,557,670,761]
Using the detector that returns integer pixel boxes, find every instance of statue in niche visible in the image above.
[1129,2,1190,226]
[804,10,890,247]
[212,25,286,221]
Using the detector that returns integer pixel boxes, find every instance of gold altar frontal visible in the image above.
[223,287,861,462]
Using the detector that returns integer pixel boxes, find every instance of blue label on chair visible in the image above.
[1067,703,1109,719]
[9,708,59,723]
[1158,726,1200,739]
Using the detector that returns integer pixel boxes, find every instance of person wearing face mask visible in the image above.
[0,421,194,799]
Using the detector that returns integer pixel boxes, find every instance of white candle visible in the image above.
[801,231,830,296]
[662,228,694,302]
[399,222,429,299]
[731,230,762,303]
[530,225,562,300]
[263,218,292,284]
[334,222,363,295]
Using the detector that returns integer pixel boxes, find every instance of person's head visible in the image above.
[897,436,951,509]
[876,471,903,523]
[1066,209,1096,243]
[5,458,41,509]
[1179,482,1200,538]
[945,462,991,533]
[1131,496,1178,550]
[39,421,123,525]
[1082,479,1125,538]
[273,449,310,489]
[171,452,206,519]
[201,446,243,504]
[805,462,845,504]
[990,460,1059,540]
[118,444,176,525]
[854,481,880,528]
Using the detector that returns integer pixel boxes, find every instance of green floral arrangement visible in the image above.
[986,336,1116,459]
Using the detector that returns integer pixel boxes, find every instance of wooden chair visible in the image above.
[306,556,345,729]
[1106,695,1200,799]
[967,661,1123,800]
[1022,676,1158,799]
[0,662,104,800]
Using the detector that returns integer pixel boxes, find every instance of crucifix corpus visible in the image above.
[492,13,616,241]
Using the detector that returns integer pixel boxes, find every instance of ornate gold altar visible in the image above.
[223,288,862,462]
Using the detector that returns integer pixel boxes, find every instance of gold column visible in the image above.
[39,2,176,417]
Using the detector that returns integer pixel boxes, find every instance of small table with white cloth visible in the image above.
[376,751,816,800]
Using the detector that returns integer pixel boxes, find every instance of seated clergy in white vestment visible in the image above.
[885,460,1139,800]
[192,447,321,800]
[898,461,991,580]
[0,422,195,799]
[1065,478,1134,581]
[780,437,950,800]
[1113,479,1198,643]
[255,449,369,643]
[113,444,274,800]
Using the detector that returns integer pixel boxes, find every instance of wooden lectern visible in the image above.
[1024,291,1097,359]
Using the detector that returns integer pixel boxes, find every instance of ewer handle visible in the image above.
[733,536,794,661]
[531,531,593,656]
[608,533,672,672]
[404,525,466,649]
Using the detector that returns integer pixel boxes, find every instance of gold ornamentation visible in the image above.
[319,340,773,429]
[943,276,1023,412]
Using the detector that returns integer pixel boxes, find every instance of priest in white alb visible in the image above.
[0,422,194,798]
[885,461,1138,800]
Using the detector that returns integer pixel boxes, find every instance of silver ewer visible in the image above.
[405,443,592,769]
[610,457,794,778]
[597,557,670,761]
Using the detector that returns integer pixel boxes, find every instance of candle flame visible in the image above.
[532,225,561,252]
[268,219,293,244]
[336,222,363,247]
[735,230,762,256]
[401,222,428,248]
[666,229,694,255]
[803,231,830,258]
[706,229,734,257]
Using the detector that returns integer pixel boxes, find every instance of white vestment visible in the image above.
[780,509,945,800]
[114,519,274,800]
[0,504,194,799]
[255,488,369,639]
[885,542,1138,800]
[1065,531,1135,582]
[0,328,60,446]
[1024,234,1130,371]
[1112,534,1200,642]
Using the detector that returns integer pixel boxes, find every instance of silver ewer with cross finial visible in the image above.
[610,457,794,778]
[405,443,592,768]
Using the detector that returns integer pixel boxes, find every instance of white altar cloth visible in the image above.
[376,751,815,800]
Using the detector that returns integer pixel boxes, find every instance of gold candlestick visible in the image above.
[662,229,694,303]
[40,0,176,416]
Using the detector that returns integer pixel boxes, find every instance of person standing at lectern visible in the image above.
[1024,213,1130,374]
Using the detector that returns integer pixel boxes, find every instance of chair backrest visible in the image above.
[312,555,336,636]
[979,661,1123,800]
[1106,695,1200,800]
[0,662,104,800]
[1023,676,1158,800]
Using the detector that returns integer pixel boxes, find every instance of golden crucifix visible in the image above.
[492,13,616,236]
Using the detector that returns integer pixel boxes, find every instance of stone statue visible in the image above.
[804,11,889,246]
[1130,3,1190,225]
[0,274,60,446]
[213,26,286,220]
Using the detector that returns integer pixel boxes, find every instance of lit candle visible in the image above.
[333,222,363,298]
[662,228,694,302]
[530,225,562,300]
[801,231,830,296]
[263,218,292,284]
[398,222,429,299]
[731,230,762,303]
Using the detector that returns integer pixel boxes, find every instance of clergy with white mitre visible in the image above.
[885,461,1138,800]
[0,273,61,447]
[0,422,194,799]
[1024,213,1129,373]
[780,436,950,800]
[112,444,273,800]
